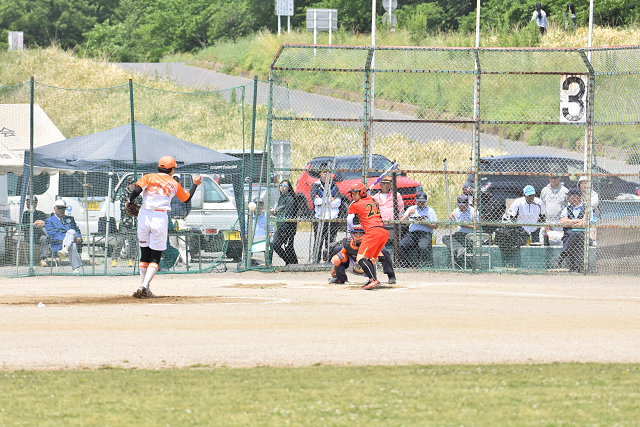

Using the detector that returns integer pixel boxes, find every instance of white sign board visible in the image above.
[275,0,294,16]
[382,0,397,11]
[306,9,338,31]
[560,74,588,123]
[8,31,23,51]
[382,12,397,28]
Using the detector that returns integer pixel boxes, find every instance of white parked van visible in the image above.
[10,171,244,261]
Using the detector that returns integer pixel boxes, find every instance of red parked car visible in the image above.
[295,154,423,217]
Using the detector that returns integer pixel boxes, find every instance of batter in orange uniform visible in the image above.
[347,182,389,290]
[127,156,202,298]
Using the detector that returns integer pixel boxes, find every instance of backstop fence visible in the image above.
[2,45,640,277]
[262,45,640,276]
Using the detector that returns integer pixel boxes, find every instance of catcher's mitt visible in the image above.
[353,263,364,275]
[125,201,140,217]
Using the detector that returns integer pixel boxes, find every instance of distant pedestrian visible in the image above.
[565,3,576,30]
[271,179,298,265]
[531,3,548,34]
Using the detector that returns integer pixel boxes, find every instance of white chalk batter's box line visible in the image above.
[390,285,639,300]
[470,291,640,300]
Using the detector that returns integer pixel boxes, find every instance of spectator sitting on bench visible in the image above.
[45,199,83,274]
[21,196,50,267]
[443,194,476,265]
[399,191,438,268]
[556,187,597,273]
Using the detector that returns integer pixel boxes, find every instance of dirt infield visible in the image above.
[1,271,639,370]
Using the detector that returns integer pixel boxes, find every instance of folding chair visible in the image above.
[464,232,492,270]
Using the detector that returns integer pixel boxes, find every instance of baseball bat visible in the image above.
[368,162,399,190]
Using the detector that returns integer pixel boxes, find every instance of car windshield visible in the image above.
[203,177,228,203]
[335,156,394,180]
[59,172,115,198]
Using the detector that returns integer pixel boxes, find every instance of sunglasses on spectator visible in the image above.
[280,184,289,187]
[550,176,560,179]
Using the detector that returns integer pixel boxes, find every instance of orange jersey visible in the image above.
[136,173,189,211]
[348,196,385,233]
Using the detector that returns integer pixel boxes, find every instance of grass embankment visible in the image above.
[184,25,640,157]
[1,364,639,426]
[0,46,501,217]
[186,24,640,79]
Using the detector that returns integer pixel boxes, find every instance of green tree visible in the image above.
[0,0,98,48]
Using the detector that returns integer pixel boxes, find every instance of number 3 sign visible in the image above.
[560,74,588,123]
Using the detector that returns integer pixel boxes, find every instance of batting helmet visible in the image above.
[348,182,367,198]
[158,156,177,169]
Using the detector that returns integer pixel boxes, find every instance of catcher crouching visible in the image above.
[126,156,201,298]
[329,214,396,285]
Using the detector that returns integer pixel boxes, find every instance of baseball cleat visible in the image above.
[388,277,396,285]
[133,287,146,299]
[328,277,344,284]
[362,279,381,290]
[142,288,157,298]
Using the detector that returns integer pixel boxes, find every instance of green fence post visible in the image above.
[246,76,259,270]
[129,79,137,181]
[28,76,34,275]
[264,75,275,266]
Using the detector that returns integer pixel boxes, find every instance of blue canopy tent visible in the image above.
[22,122,248,266]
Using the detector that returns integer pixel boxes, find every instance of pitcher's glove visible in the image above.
[125,201,140,217]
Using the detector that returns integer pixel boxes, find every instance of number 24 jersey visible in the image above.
[348,196,385,233]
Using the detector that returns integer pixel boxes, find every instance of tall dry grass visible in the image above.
[194,24,640,79]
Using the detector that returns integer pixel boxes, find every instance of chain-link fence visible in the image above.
[260,45,640,276]
[0,78,273,277]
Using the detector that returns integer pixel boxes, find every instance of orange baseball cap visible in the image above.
[158,156,177,169]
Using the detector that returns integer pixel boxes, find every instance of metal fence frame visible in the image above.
[265,44,640,275]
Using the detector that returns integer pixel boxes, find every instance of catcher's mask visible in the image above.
[351,225,365,241]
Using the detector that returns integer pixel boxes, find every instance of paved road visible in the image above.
[117,62,630,173]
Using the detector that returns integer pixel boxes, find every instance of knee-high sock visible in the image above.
[142,262,158,289]
[358,258,377,280]
[139,262,149,286]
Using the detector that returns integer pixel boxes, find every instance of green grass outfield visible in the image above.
[2,364,639,426]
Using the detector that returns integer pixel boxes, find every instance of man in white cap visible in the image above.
[540,167,568,244]
[508,185,547,243]
[44,199,83,273]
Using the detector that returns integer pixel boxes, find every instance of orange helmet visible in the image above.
[348,182,367,198]
[158,156,177,169]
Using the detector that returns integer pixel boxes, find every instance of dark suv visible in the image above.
[296,154,423,217]
[462,155,640,227]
